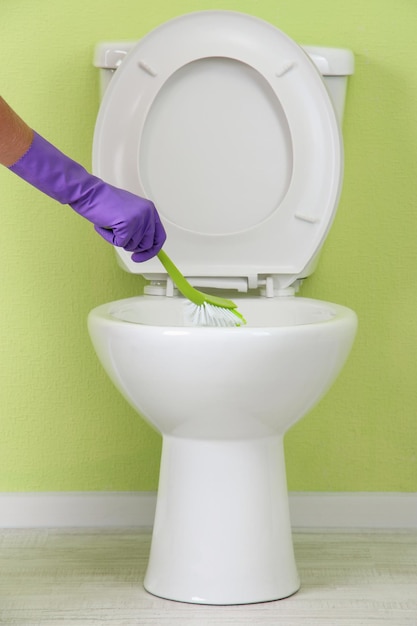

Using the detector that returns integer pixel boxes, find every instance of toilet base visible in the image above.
[144,434,300,605]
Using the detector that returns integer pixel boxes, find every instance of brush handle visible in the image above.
[157,250,205,305]
[157,250,239,310]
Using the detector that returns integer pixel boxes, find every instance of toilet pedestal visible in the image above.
[144,434,300,605]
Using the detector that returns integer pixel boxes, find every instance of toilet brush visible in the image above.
[157,250,246,327]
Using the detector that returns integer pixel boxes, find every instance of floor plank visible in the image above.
[0,530,416,625]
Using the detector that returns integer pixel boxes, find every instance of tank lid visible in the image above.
[94,41,354,77]
[302,45,355,76]
[93,42,135,69]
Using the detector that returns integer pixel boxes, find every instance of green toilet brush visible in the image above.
[157,250,246,327]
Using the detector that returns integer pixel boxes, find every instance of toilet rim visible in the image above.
[88,296,357,331]
[93,10,342,262]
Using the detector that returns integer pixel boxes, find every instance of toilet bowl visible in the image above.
[88,295,357,603]
[89,11,357,604]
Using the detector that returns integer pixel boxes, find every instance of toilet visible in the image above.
[88,11,358,605]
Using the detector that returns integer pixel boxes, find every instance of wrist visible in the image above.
[0,99,34,167]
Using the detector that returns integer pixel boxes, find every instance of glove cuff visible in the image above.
[9,131,97,205]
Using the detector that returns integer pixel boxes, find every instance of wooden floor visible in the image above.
[0,529,416,625]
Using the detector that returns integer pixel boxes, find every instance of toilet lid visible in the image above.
[93,11,343,284]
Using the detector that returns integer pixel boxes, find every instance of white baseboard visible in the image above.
[0,492,415,530]
[288,492,417,530]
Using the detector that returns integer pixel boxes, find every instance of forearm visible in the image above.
[1,96,165,260]
[0,96,34,167]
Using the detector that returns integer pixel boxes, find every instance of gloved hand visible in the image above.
[9,132,166,262]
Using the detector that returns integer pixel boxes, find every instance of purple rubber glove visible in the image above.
[9,132,166,261]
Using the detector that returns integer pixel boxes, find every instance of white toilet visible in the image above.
[89,11,358,605]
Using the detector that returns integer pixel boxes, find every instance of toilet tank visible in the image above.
[93,42,354,124]
[302,45,354,123]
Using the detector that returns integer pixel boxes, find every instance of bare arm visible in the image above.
[0,96,34,167]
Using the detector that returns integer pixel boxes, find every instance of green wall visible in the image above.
[0,0,416,492]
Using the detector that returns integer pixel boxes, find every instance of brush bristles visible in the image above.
[185,302,244,327]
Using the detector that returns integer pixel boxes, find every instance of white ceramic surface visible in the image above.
[89,10,356,605]
[93,11,344,289]
[88,296,357,603]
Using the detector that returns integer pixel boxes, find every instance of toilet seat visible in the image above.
[93,11,343,290]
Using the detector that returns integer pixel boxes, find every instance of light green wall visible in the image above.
[0,0,416,492]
